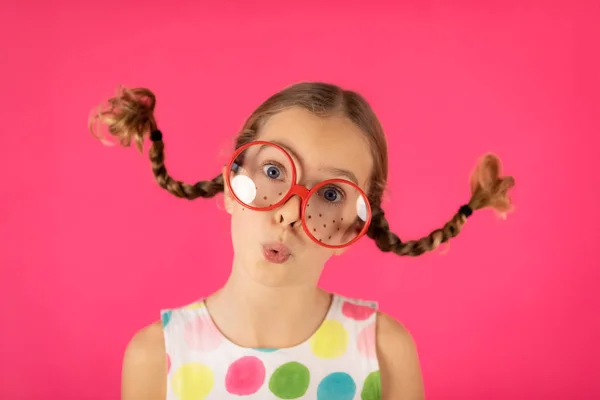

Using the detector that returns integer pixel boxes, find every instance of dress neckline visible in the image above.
[198,293,339,353]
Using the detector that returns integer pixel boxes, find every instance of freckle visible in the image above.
[319,214,322,217]
[341,218,344,221]
[337,228,340,231]
[307,204,310,207]
[319,239,322,242]
[329,236,332,239]
[269,204,272,206]
[333,220,335,223]
[263,196,267,200]
[323,224,326,228]
[313,228,317,232]
[308,215,312,219]
[278,192,282,195]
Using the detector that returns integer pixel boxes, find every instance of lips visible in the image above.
[262,243,292,264]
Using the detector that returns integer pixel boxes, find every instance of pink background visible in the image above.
[2,1,599,399]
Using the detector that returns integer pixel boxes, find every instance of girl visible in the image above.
[90,82,514,400]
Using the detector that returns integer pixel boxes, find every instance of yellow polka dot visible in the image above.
[184,301,205,310]
[309,319,349,359]
[172,362,214,400]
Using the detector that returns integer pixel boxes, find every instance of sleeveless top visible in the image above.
[160,293,382,400]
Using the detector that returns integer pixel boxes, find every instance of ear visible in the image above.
[222,165,234,215]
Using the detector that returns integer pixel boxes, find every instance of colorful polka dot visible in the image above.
[184,317,223,351]
[165,296,381,399]
[310,320,349,359]
[225,356,265,395]
[357,323,376,358]
[317,372,356,400]
[161,310,172,328]
[342,302,375,321]
[360,371,381,400]
[171,362,214,400]
[269,361,310,399]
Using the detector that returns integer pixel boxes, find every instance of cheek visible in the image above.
[301,234,338,260]
[230,206,266,242]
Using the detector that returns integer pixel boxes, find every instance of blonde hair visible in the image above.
[89,82,515,256]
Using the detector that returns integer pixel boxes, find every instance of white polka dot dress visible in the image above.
[161,294,382,399]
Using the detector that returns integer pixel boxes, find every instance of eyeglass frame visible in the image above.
[224,140,373,249]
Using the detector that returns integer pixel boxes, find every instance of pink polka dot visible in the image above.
[184,317,223,351]
[166,353,171,373]
[342,301,375,321]
[357,322,376,358]
[225,356,266,395]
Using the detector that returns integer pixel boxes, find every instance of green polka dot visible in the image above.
[268,362,310,399]
[361,371,381,400]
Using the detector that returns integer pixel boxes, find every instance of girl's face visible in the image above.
[223,107,374,288]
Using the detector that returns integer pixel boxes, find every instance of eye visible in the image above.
[324,189,338,201]
[320,187,344,203]
[263,164,281,179]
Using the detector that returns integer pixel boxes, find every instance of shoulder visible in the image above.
[375,311,416,353]
[376,311,425,400]
[121,321,167,400]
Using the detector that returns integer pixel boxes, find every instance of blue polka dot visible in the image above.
[317,372,356,400]
[161,310,172,328]
[254,347,277,352]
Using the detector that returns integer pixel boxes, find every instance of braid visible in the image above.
[89,86,224,200]
[149,133,224,199]
[368,153,515,257]
[367,206,468,256]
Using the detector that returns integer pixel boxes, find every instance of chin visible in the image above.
[243,256,298,287]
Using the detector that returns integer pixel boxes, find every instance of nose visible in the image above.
[275,195,302,228]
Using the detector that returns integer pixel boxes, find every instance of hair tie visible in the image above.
[459,204,473,218]
[150,129,163,142]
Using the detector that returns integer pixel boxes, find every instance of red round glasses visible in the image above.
[224,141,372,249]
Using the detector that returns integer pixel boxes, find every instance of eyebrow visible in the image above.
[268,140,360,186]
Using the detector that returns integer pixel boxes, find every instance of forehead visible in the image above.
[256,107,373,188]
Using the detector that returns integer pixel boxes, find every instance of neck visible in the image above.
[205,262,331,349]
